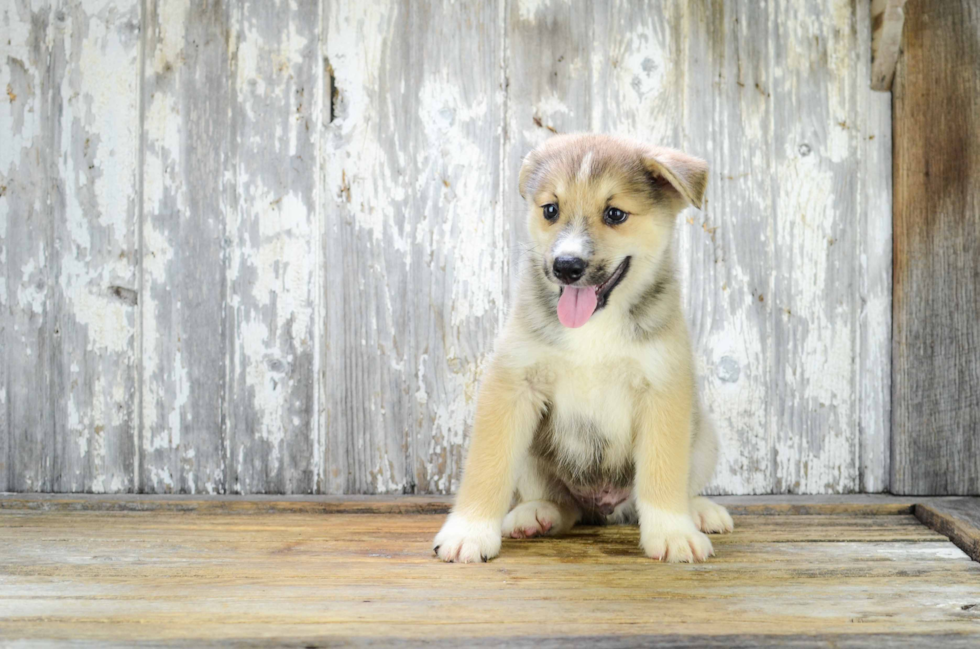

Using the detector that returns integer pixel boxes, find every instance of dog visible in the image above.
[433,133,733,563]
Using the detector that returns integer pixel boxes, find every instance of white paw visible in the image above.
[502,500,570,539]
[433,513,501,563]
[638,503,714,563]
[691,496,734,534]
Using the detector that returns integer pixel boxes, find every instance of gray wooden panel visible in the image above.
[321,0,506,494]
[1,0,894,495]
[767,0,891,493]
[891,0,980,495]
[225,0,320,494]
[1,1,141,493]
[140,0,232,493]
[856,2,893,493]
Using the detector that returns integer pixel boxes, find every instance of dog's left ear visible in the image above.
[643,147,708,210]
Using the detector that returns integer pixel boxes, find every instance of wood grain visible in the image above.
[870,0,906,91]
[916,498,980,562]
[0,493,920,515]
[2,1,893,495]
[320,1,506,494]
[1,1,141,493]
[225,0,320,495]
[891,0,980,495]
[0,507,978,645]
[767,0,889,494]
[14,636,979,649]
[140,0,233,494]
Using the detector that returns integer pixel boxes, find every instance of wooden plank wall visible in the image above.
[1,0,892,495]
[891,0,980,495]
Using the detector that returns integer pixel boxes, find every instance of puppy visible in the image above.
[433,133,733,563]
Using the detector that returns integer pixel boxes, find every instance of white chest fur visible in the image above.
[534,328,646,484]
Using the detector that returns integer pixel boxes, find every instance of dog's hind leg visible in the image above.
[688,404,733,533]
[502,457,580,539]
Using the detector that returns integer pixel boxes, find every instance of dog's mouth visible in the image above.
[556,257,631,328]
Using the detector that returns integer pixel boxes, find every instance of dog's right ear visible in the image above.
[518,149,540,200]
[643,147,709,210]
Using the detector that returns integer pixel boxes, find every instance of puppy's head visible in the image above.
[519,134,707,329]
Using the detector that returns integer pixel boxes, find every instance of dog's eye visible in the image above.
[604,207,628,225]
[542,204,559,222]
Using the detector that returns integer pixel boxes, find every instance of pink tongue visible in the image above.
[557,286,599,328]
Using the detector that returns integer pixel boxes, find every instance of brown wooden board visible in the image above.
[1,504,979,646]
[891,0,980,494]
[916,498,980,562]
[0,493,918,515]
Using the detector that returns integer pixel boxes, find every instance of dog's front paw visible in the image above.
[502,500,571,539]
[638,504,713,563]
[691,496,734,533]
[433,513,501,563]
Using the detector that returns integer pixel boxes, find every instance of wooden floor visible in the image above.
[2,496,980,648]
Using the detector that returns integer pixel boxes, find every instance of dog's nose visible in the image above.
[553,256,587,284]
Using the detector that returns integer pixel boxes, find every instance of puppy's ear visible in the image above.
[518,149,540,200]
[643,147,708,209]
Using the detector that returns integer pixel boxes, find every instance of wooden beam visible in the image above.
[891,0,980,495]
[916,498,980,562]
[0,493,924,516]
[871,0,906,90]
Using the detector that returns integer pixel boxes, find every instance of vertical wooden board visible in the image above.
[321,0,506,493]
[141,0,231,493]
[892,0,980,495]
[408,1,507,494]
[2,2,61,493]
[768,0,864,493]
[854,1,892,494]
[679,0,776,495]
[320,0,407,494]
[1,1,140,493]
[225,0,320,494]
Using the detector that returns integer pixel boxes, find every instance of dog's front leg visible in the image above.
[634,383,713,563]
[433,362,542,563]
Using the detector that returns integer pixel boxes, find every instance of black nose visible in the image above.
[553,256,587,284]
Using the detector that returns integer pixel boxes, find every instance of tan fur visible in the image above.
[434,133,732,564]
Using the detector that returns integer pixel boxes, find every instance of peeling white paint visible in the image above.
[1,0,891,496]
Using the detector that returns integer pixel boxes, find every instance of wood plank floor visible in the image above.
[1,497,980,647]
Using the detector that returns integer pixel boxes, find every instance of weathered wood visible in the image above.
[767,0,892,493]
[225,0,320,494]
[8,636,980,649]
[0,493,922,515]
[870,0,906,91]
[2,1,894,495]
[857,0,895,492]
[669,0,775,495]
[140,0,233,493]
[891,0,980,495]
[0,492,456,514]
[916,498,980,562]
[1,1,141,493]
[0,508,977,645]
[320,1,506,493]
